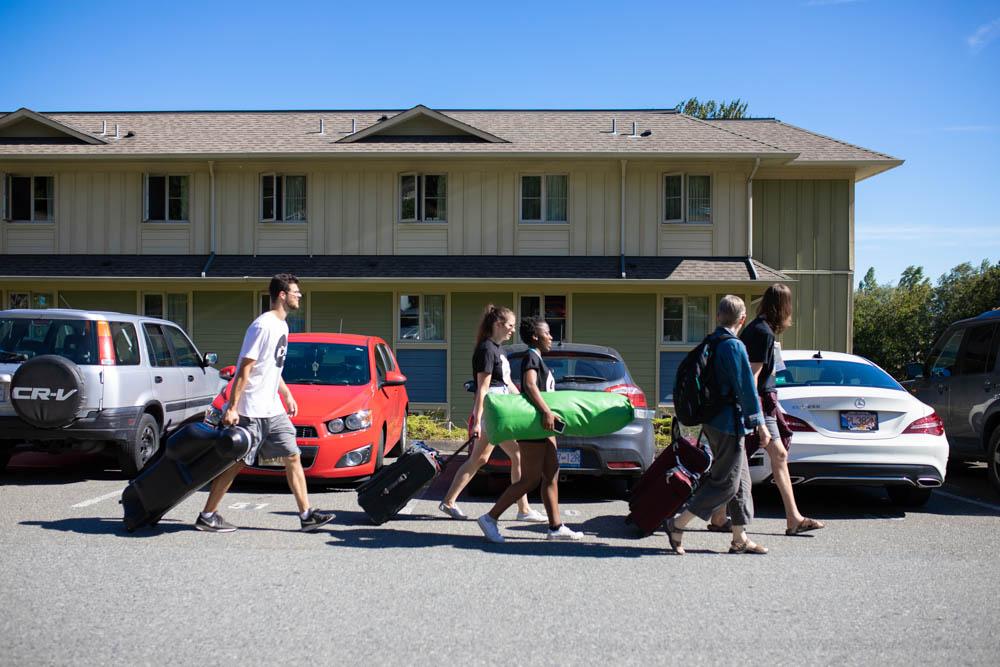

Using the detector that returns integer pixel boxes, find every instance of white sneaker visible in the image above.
[516,508,547,523]
[438,502,468,520]
[477,514,505,543]
[547,524,584,541]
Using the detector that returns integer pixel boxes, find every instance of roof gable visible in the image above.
[0,108,106,145]
[337,105,507,144]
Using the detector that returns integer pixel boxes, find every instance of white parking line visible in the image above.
[71,489,123,508]
[936,490,1000,513]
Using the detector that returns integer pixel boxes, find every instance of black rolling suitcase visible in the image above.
[357,437,473,525]
[121,422,252,532]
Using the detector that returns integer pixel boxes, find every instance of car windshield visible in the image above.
[508,352,627,385]
[281,342,370,386]
[0,317,98,364]
[777,359,904,391]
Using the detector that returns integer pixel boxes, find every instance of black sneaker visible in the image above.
[195,512,237,533]
[299,508,335,532]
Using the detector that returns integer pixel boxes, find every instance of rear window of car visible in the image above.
[777,359,904,391]
[508,351,627,385]
[282,343,371,386]
[0,317,98,364]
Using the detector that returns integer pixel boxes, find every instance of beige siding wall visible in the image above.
[2,159,757,258]
[752,179,854,352]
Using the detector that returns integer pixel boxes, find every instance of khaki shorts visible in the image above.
[239,413,300,465]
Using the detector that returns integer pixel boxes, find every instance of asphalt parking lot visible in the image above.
[2,451,999,666]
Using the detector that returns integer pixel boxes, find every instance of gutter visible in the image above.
[746,157,760,279]
[620,159,627,278]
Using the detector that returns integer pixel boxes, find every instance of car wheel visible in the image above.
[886,485,932,507]
[119,413,160,478]
[391,410,408,458]
[987,428,1000,496]
[374,427,386,472]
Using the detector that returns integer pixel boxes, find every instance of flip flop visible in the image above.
[665,518,686,555]
[786,518,825,536]
[729,540,768,554]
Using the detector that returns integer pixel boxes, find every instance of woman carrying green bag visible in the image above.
[476,316,583,543]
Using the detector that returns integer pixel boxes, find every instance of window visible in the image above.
[8,292,30,309]
[374,345,387,382]
[520,295,567,342]
[662,296,710,343]
[399,173,447,222]
[3,175,54,222]
[929,329,964,377]
[259,293,306,333]
[662,174,711,224]
[109,322,141,365]
[957,324,998,375]
[260,174,307,222]
[377,344,397,371]
[398,294,445,342]
[144,175,189,222]
[143,293,189,331]
[520,175,568,223]
[163,325,202,367]
[31,292,53,309]
[143,323,174,368]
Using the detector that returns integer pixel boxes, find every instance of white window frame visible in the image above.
[518,293,570,342]
[661,295,711,344]
[661,173,712,224]
[398,173,448,223]
[519,174,569,224]
[396,293,447,345]
[142,291,191,332]
[143,174,190,223]
[259,173,308,223]
[3,174,55,223]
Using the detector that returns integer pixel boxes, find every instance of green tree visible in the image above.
[677,97,749,119]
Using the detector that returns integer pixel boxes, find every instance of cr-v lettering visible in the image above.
[12,387,78,401]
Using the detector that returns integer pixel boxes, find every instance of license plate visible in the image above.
[255,456,285,468]
[558,449,581,469]
[841,410,878,432]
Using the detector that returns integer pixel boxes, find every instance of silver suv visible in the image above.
[0,309,222,476]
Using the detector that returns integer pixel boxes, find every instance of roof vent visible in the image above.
[602,118,618,135]
[318,118,325,135]
[99,120,107,136]
[641,129,652,137]
[340,118,357,135]
[627,121,639,138]
[114,124,120,140]
[125,130,135,138]
[378,115,388,122]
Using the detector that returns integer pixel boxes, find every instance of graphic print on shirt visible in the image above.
[274,334,288,369]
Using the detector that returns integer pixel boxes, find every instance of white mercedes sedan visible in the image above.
[748,350,948,507]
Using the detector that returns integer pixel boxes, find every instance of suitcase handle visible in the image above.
[439,436,475,470]
[382,473,409,495]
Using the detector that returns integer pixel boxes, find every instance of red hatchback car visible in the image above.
[206,333,409,480]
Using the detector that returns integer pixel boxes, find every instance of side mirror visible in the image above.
[203,352,218,368]
[219,365,236,381]
[380,371,407,387]
[904,362,924,380]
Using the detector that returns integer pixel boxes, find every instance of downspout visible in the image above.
[620,159,627,278]
[746,157,761,280]
[201,160,216,278]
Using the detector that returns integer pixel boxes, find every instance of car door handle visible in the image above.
[154,376,163,384]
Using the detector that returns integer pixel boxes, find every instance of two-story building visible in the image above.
[0,105,901,418]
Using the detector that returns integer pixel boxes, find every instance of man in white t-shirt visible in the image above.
[195,273,334,533]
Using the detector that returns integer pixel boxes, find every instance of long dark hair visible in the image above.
[757,283,793,335]
[475,304,514,346]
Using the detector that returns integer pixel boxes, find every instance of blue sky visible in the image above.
[2,0,997,287]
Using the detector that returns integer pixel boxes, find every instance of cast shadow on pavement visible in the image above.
[19,517,289,537]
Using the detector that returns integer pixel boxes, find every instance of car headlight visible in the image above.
[204,406,223,426]
[345,409,372,431]
[336,444,372,468]
[326,418,345,434]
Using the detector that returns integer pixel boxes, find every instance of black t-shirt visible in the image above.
[740,316,776,394]
[521,349,555,393]
[472,338,507,387]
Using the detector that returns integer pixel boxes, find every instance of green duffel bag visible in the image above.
[483,390,634,443]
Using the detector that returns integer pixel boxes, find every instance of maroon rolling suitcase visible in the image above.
[626,421,712,537]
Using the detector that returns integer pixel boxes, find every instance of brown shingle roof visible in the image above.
[705,119,899,163]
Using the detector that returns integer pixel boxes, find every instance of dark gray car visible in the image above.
[906,309,1000,494]
[477,342,656,493]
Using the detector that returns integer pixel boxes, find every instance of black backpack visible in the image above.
[672,331,736,427]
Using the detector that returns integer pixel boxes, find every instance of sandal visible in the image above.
[706,519,732,533]
[665,518,686,555]
[729,540,768,555]
[786,518,825,536]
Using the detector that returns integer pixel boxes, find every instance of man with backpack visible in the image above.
[665,295,771,555]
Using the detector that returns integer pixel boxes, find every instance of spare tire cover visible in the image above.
[11,355,87,428]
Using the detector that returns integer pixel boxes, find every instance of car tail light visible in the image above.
[783,413,815,432]
[903,413,945,436]
[96,321,115,366]
[607,461,641,470]
[605,384,647,408]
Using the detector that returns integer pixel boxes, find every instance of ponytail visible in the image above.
[475,304,514,346]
